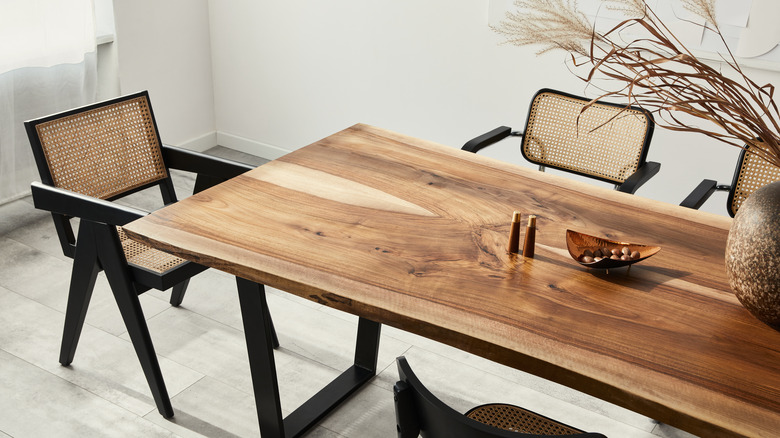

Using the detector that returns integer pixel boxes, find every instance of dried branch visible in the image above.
[492,0,780,168]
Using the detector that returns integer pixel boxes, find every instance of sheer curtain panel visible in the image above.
[0,0,97,204]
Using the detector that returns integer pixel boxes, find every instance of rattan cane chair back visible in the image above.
[729,146,780,215]
[681,144,780,217]
[32,94,168,200]
[522,90,653,185]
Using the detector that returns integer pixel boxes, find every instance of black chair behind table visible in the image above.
[680,144,780,217]
[463,88,659,194]
[25,91,278,418]
[394,356,607,438]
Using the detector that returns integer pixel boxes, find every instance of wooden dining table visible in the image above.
[123,123,780,437]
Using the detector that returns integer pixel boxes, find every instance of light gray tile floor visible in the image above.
[0,147,697,437]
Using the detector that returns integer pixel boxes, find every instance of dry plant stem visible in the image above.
[494,0,780,168]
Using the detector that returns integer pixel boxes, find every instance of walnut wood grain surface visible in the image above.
[124,124,780,437]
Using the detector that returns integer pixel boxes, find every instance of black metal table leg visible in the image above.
[354,317,382,372]
[236,277,285,437]
[236,277,382,438]
[283,317,381,437]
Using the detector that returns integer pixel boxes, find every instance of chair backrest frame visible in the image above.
[396,357,522,438]
[394,356,604,438]
[726,144,780,217]
[25,91,178,257]
[520,88,655,186]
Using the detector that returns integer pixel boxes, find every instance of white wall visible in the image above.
[206,0,780,216]
[113,0,216,150]
[110,1,779,216]
[208,1,560,156]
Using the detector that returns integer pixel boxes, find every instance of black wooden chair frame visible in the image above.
[394,356,606,438]
[680,145,780,217]
[25,91,277,419]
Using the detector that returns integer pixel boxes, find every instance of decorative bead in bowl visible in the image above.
[566,230,660,269]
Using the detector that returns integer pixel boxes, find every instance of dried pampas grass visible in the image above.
[492,0,780,168]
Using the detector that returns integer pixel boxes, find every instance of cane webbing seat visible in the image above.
[523,91,651,184]
[463,88,659,194]
[466,404,583,435]
[394,356,605,438]
[117,227,187,274]
[730,147,780,214]
[681,144,780,217]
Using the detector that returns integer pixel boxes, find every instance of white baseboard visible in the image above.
[174,131,292,161]
[176,132,218,152]
[216,132,291,161]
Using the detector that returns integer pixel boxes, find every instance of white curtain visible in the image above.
[0,0,97,204]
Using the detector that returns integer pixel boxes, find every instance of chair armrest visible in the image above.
[617,161,661,194]
[31,182,147,226]
[462,126,513,153]
[162,144,257,194]
[680,179,720,209]
[161,144,255,179]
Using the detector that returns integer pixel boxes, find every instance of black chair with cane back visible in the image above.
[24,90,277,418]
[393,356,606,438]
[680,144,780,217]
[463,88,659,194]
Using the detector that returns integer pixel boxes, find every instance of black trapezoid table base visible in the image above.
[236,277,382,438]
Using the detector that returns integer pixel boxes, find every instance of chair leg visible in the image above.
[167,272,276,346]
[168,279,274,346]
[92,222,174,418]
[59,224,100,366]
[169,278,189,307]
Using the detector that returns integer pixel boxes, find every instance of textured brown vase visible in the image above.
[725,180,780,331]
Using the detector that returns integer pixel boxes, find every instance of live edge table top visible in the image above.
[124,123,780,437]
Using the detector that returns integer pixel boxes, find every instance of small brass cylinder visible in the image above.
[523,215,536,258]
[507,211,521,254]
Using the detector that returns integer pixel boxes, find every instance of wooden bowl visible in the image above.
[566,230,660,269]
